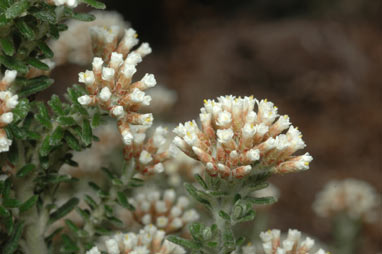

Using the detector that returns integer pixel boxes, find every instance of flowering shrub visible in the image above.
[0,1,377,254]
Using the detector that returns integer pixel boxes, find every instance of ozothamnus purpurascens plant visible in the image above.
[167,96,313,254]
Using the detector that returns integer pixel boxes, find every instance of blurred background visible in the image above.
[51,0,381,253]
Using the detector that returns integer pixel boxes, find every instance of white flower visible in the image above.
[139,150,153,164]
[100,87,112,102]
[86,247,101,254]
[122,64,137,78]
[102,67,115,81]
[141,74,157,89]
[110,52,124,68]
[2,70,17,85]
[79,71,95,86]
[77,95,92,105]
[121,129,133,145]
[112,106,125,118]
[217,128,234,144]
[0,113,13,124]
[0,136,12,153]
[92,57,104,71]
[105,239,120,254]
[125,52,142,65]
[216,110,232,127]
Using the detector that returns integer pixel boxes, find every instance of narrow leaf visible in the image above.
[16,163,36,177]
[49,197,79,224]
[0,37,15,56]
[19,195,38,213]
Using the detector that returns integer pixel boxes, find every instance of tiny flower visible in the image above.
[78,71,95,86]
[129,189,199,233]
[173,96,312,179]
[100,87,112,102]
[0,130,12,153]
[78,95,92,105]
[141,73,157,89]
[0,112,13,124]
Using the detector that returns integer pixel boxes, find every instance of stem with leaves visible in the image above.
[168,172,276,254]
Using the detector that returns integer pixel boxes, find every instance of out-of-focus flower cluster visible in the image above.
[0,70,19,153]
[235,229,328,254]
[164,146,203,187]
[313,178,379,222]
[128,188,199,233]
[77,26,171,174]
[50,11,128,66]
[173,96,312,179]
[87,225,185,254]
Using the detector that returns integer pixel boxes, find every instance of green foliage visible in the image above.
[0,0,105,73]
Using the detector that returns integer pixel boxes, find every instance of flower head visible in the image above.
[129,188,199,233]
[173,96,312,179]
[0,70,18,153]
[313,178,379,222]
[87,225,185,254]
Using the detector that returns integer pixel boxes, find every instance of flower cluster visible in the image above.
[238,229,327,254]
[164,146,203,186]
[0,70,19,153]
[125,125,171,175]
[77,26,169,173]
[87,225,185,254]
[173,96,312,179]
[128,189,199,233]
[50,11,128,66]
[313,178,379,222]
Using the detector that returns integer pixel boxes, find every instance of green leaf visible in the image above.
[48,95,64,115]
[76,208,90,221]
[50,126,64,146]
[194,174,208,190]
[16,163,36,177]
[37,41,54,58]
[65,219,80,235]
[184,183,211,208]
[39,135,52,157]
[80,0,106,9]
[245,196,277,205]
[117,192,135,211]
[18,77,54,97]
[81,119,92,146]
[12,98,30,122]
[5,0,29,19]
[57,116,76,126]
[3,221,24,254]
[167,236,201,250]
[72,12,95,21]
[60,234,79,252]
[0,37,15,56]
[27,57,49,71]
[19,195,38,213]
[91,111,101,127]
[64,131,81,151]
[32,9,56,23]
[84,195,97,210]
[49,197,79,224]
[0,206,10,217]
[3,198,21,208]
[0,55,28,73]
[15,20,35,40]
[218,210,231,221]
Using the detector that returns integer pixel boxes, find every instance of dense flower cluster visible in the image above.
[50,11,128,66]
[173,96,312,179]
[125,125,170,175]
[0,70,19,153]
[87,225,185,254]
[128,188,199,233]
[313,178,379,222]
[76,26,170,173]
[234,229,327,254]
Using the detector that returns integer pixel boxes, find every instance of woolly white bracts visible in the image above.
[129,189,199,233]
[0,70,18,153]
[173,96,312,179]
[87,225,185,254]
[124,125,171,175]
[257,229,327,254]
[313,178,379,222]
